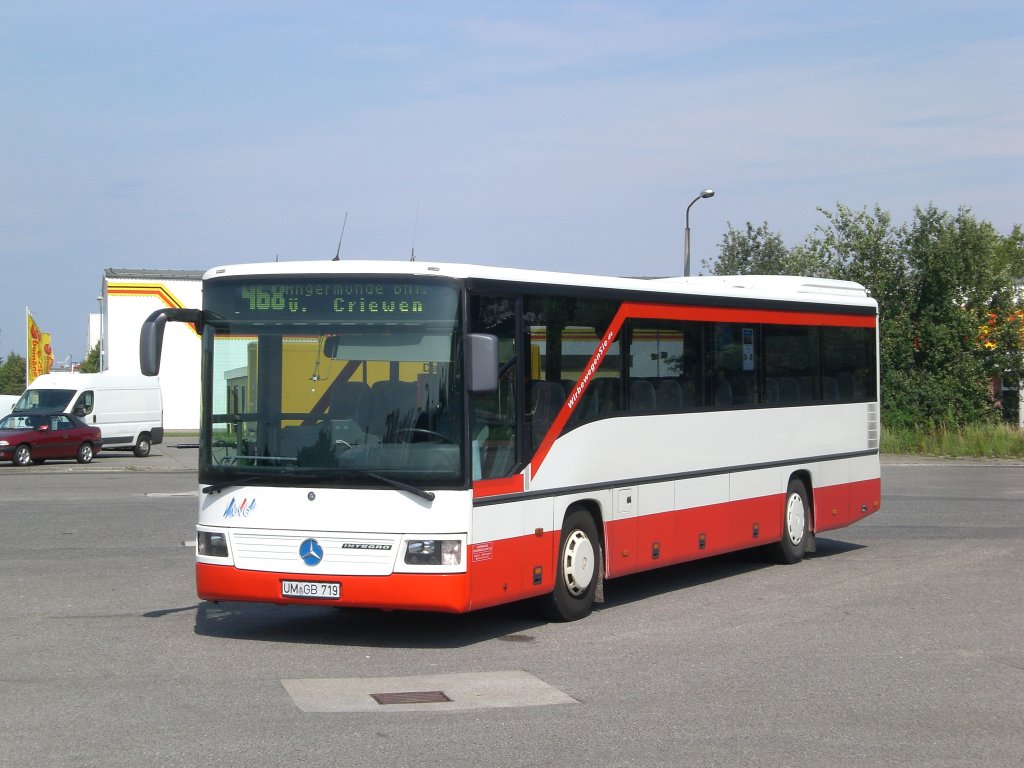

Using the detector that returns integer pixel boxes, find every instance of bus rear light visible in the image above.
[405,539,462,566]
[198,531,229,557]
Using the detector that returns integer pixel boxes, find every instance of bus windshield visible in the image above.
[201,277,465,489]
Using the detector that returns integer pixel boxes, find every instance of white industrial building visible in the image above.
[97,268,204,430]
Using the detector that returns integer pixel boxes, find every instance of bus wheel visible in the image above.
[133,434,152,458]
[771,479,809,564]
[543,509,601,622]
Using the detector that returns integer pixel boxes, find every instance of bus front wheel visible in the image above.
[542,508,601,622]
[771,478,809,564]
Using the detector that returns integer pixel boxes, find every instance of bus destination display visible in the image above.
[209,279,458,322]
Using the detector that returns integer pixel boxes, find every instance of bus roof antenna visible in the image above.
[332,212,348,261]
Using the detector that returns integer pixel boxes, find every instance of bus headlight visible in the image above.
[405,539,462,566]
[197,531,229,557]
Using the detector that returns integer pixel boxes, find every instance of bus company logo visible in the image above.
[223,497,256,519]
[567,328,617,411]
[299,539,324,567]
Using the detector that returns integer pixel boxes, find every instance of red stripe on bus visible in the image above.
[531,305,630,476]
[197,477,879,614]
[618,302,877,328]
[813,478,882,532]
[529,302,876,479]
[473,475,525,499]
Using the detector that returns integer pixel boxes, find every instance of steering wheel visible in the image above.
[394,428,453,444]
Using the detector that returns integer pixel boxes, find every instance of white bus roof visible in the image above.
[204,260,875,310]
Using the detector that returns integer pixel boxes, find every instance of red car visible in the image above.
[0,411,103,466]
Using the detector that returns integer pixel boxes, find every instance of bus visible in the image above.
[140,261,881,621]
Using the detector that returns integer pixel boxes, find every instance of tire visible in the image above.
[770,478,810,564]
[132,434,152,458]
[76,443,94,464]
[13,444,31,467]
[542,508,602,622]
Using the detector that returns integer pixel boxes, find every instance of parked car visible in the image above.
[14,373,163,457]
[0,412,103,466]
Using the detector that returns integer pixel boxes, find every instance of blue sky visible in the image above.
[2,0,1021,360]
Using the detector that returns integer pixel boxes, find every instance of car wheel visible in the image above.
[132,434,151,458]
[76,443,94,464]
[13,444,31,467]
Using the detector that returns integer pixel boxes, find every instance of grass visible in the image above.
[882,423,1024,458]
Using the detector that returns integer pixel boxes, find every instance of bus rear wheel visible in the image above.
[770,478,809,564]
[542,508,601,622]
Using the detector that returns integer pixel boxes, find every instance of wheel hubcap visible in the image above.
[786,492,805,545]
[561,529,596,596]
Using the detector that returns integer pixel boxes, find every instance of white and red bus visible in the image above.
[140,261,881,621]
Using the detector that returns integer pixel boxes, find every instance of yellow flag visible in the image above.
[41,332,54,375]
[27,312,47,383]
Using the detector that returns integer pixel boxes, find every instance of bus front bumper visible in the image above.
[196,562,472,613]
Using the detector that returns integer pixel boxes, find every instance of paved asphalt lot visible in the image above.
[0,446,1021,768]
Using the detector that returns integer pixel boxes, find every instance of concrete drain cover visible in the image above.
[282,670,577,712]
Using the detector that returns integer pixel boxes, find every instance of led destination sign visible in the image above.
[207,279,458,323]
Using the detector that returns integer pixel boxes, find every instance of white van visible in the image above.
[0,394,18,417]
[13,373,163,457]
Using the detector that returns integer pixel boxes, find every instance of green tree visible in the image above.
[79,342,101,373]
[708,203,1024,430]
[802,204,917,425]
[995,224,1024,279]
[901,205,1019,427]
[704,222,824,277]
[0,353,27,395]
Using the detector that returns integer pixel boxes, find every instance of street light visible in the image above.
[684,188,715,277]
[96,296,105,372]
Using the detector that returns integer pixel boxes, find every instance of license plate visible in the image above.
[281,580,340,599]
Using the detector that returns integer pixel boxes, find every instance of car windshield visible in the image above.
[200,276,466,489]
[0,414,43,430]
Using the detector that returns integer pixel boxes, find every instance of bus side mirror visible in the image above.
[140,308,203,376]
[467,333,499,394]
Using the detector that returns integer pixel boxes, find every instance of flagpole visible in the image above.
[25,306,30,389]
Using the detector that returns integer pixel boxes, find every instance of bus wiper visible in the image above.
[342,469,436,502]
[279,466,436,502]
[202,476,270,495]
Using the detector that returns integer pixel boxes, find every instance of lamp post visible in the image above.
[684,188,715,277]
[96,296,105,372]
